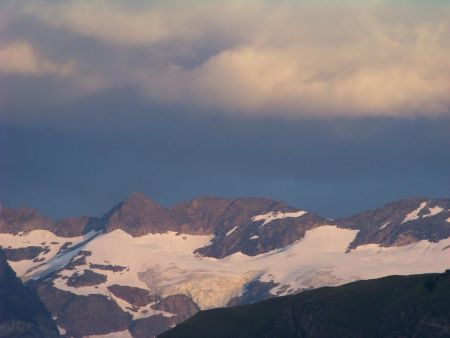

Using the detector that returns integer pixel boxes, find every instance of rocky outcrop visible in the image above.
[130,315,177,338]
[104,193,185,236]
[103,193,296,238]
[100,193,329,257]
[3,246,49,261]
[0,206,53,234]
[337,198,450,249]
[196,211,328,258]
[227,280,278,306]
[33,282,132,338]
[0,205,105,237]
[0,249,59,338]
[107,285,160,307]
[152,295,199,322]
[66,269,107,288]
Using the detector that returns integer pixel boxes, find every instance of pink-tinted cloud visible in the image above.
[2,0,450,119]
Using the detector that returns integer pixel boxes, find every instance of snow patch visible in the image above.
[84,330,133,338]
[252,210,307,226]
[0,230,98,278]
[379,221,391,230]
[401,202,427,223]
[423,206,444,218]
[225,226,238,236]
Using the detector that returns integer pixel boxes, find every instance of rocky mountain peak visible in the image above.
[123,192,163,209]
[0,206,54,234]
[337,197,450,249]
[104,192,181,236]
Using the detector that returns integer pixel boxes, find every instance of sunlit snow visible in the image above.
[2,223,449,317]
[0,230,99,278]
[225,226,238,236]
[379,221,391,230]
[252,210,307,226]
[85,330,133,338]
[36,227,450,312]
[401,202,427,223]
[423,206,444,218]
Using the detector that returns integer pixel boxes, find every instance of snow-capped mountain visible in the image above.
[0,194,449,337]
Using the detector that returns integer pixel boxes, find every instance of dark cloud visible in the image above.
[1,90,449,218]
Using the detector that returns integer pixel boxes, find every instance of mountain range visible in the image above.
[0,194,449,337]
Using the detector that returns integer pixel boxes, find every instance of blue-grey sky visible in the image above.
[0,0,449,218]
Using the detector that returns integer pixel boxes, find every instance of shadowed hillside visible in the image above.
[0,248,59,338]
[161,271,450,338]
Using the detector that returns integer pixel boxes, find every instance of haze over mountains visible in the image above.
[0,194,449,337]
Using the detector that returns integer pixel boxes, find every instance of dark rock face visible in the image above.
[56,293,131,337]
[105,193,184,236]
[161,272,450,338]
[63,250,91,271]
[227,280,278,306]
[152,295,200,322]
[196,212,328,258]
[90,263,127,272]
[33,281,199,338]
[101,193,329,257]
[54,216,105,237]
[107,284,160,307]
[0,205,104,237]
[3,246,49,261]
[130,315,177,338]
[171,197,290,235]
[66,269,107,288]
[127,295,199,338]
[0,249,59,338]
[34,282,132,338]
[0,206,53,235]
[337,198,450,249]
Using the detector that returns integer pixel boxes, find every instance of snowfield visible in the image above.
[0,229,99,277]
[5,225,447,316]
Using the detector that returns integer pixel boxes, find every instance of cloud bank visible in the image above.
[1,0,450,119]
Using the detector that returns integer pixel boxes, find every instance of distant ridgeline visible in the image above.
[0,194,449,337]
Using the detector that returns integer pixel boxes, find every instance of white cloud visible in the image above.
[3,0,450,118]
[0,41,75,76]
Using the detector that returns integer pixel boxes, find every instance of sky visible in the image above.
[0,0,449,219]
